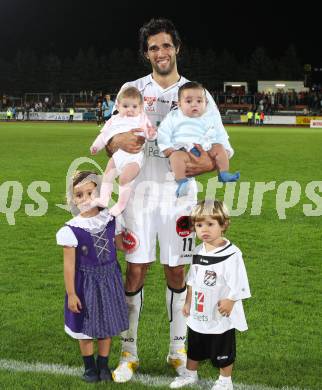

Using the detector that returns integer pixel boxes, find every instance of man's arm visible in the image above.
[105,129,145,157]
[185,144,216,177]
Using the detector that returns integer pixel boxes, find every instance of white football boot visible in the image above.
[112,351,139,383]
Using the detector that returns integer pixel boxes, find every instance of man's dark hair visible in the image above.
[139,18,181,59]
[178,81,205,100]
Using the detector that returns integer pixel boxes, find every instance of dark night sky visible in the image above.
[0,0,320,65]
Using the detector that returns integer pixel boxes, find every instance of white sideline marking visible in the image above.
[0,359,309,390]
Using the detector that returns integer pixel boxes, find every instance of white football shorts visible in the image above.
[120,178,197,266]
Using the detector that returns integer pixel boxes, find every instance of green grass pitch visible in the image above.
[0,122,321,389]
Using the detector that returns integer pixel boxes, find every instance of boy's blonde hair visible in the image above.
[190,199,230,232]
[116,86,143,104]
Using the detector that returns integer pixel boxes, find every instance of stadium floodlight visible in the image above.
[275,83,286,87]
[231,84,241,87]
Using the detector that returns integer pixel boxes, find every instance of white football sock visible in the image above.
[166,285,187,353]
[120,287,144,358]
[219,375,232,383]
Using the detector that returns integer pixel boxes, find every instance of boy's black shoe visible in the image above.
[82,368,100,383]
[98,366,113,381]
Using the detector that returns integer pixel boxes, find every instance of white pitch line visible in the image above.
[0,359,310,390]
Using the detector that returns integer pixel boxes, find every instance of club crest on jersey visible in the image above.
[170,100,178,111]
[176,216,191,237]
[121,228,139,254]
[144,96,157,112]
[204,270,217,286]
[194,291,204,312]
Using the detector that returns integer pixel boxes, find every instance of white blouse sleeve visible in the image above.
[56,226,78,247]
[225,251,251,301]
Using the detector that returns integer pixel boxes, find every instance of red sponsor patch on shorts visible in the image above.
[176,216,191,237]
[122,229,139,254]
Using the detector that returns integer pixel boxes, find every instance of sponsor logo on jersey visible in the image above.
[158,98,169,104]
[194,291,204,312]
[204,270,217,286]
[180,253,192,258]
[192,312,208,322]
[176,216,191,237]
[122,228,139,254]
[170,100,178,111]
[199,256,210,265]
[147,144,164,158]
[144,96,157,112]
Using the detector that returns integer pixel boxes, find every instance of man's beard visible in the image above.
[153,58,176,76]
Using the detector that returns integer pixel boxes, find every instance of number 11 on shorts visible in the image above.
[183,237,193,252]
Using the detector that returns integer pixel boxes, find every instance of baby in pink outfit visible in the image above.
[90,86,155,216]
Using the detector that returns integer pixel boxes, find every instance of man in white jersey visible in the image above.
[106,18,233,383]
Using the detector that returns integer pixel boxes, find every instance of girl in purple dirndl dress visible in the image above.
[56,171,128,383]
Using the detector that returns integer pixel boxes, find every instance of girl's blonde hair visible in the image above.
[116,86,143,104]
[190,199,230,232]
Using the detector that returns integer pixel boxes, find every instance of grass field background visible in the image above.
[0,122,321,389]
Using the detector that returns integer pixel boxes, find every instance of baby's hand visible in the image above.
[68,293,82,313]
[90,146,98,155]
[218,299,235,317]
[162,147,175,157]
[146,125,157,140]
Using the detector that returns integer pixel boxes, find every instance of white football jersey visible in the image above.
[186,240,251,334]
[120,74,224,187]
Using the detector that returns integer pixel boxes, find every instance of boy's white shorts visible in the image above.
[119,180,197,267]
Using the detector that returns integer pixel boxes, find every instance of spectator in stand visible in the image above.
[102,95,115,122]
[25,103,30,120]
[69,107,75,122]
[254,112,260,126]
[6,107,12,121]
[12,106,16,120]
[96,102,103,126]
[246,110,253,126]
[44,96,49,109]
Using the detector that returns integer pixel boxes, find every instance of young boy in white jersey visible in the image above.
[170,200,251,390]
[105,19,229,383]
[158,81,239,197]
[90,87,155,216]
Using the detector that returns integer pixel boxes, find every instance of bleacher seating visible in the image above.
[219,103,252,112]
